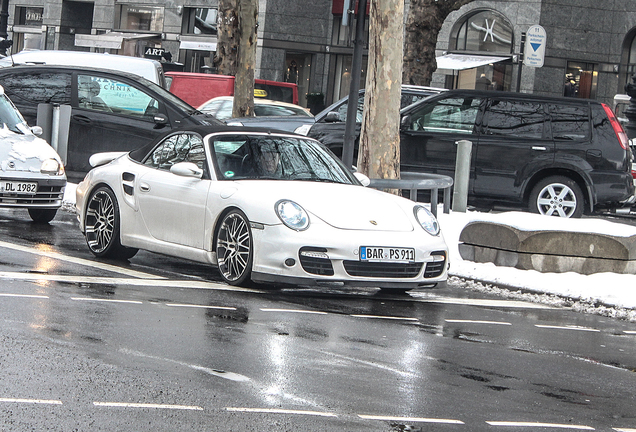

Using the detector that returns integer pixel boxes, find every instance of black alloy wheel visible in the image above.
[215,210,253,286]
[84,186,138,259]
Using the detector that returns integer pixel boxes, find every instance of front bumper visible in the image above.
[0,175,66,209]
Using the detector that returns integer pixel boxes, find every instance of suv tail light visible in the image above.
[603,103,629,150]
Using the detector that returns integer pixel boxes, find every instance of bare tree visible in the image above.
[232,0,258,118]
[356,0,404,184]
[403,0,475,86]
[214,0,239,76]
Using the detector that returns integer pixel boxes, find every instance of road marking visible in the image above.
[166,303,237,310]
[486,421,594,429]
[225,407,337,417]
[0,272,259,292]
[358,414,464,424]
[613,428,636,431]
[0,398,62,405]
[535,325,600,332]
[0,293,48,299]
[350,314,418,321]
[71,297,143,305]
[260,308,328,315]
[94,401,203,410]
[0,240,164,279]
[623,331,636,335]
[410,294,553,309]
[445,319,512,326]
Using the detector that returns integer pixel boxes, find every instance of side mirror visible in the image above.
[353,171,370,187]
[325,112,340,123]
[170,161,203,179]
[30,125,43,136]
[153,113,169,126]
[400,114,411,131]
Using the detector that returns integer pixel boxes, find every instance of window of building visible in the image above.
[564,61,598,99]
[183,8,217,35]
[13,7,44,52]
[116,5,164,32]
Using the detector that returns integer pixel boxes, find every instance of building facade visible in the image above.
[6,0,636,109]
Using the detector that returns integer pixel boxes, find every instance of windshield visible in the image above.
[0,92,28,134]
[211,134,359,184]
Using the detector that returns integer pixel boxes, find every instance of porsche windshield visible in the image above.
[0,92,27,134]
[211,134,358,184]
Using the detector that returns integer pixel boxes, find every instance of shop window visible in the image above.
[116,5,164,32]
[13,7,44,52]
[564,61,598,99]
[183,8,218,35]
[451,10,513,54]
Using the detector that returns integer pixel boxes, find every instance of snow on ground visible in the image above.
[62,182,636,319]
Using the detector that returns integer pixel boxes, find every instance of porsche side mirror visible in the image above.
[170,161,203,179]
[30,125,43,136]
[325,112,340,123]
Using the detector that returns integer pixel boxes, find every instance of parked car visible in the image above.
[0,64,220,181]
[614,93,630,125]
[0,85,66,223]
[398,89,634,217]
[198,96,315,133]
[303,85,446,156]
[166,71,299,108]
[75,125,448,290]
[0,50,167,88]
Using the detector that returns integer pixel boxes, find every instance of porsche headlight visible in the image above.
[276,200,309,231]
[40,158,64,176]
[414,205,439,236]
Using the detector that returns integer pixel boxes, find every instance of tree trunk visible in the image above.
[232,0,258,118]
[403,0,475,86]
[357,0,404,186]
[214,0,240,76]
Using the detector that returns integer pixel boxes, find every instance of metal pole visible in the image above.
[516,33,525,93]
[342,0,368,171]
[452,139,472,213]
[51,104,60,152]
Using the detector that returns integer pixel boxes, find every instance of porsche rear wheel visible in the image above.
[215,210,253,286]
[84,186,138,260]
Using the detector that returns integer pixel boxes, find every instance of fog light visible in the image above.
[300,251,329,259]
[285,258,296,267]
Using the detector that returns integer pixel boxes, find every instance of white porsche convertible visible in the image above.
[76,125,448,290]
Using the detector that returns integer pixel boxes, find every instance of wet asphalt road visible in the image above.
[0,207,635,431]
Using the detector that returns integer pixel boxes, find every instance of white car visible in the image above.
[75,125,448,290]
[0,85,66,223]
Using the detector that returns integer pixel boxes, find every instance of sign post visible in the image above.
[523,24,546,67]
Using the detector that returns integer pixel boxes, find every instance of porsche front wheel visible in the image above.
[84,187,138,259]
[215,210,253,286]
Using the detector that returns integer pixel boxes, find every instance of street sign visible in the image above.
[523,25,546,67]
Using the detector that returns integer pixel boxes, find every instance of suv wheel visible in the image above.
[529,176,584,218]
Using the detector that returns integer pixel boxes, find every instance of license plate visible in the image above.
[1,181,37,195]
[360,246,415,263]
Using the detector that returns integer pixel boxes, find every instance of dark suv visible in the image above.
[0,65,219,181]
[304,85,445,157]
[399,90,634,217]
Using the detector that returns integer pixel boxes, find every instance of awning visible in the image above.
[75,32,160,50]
[436,53,509,71]
[179,40,217,52]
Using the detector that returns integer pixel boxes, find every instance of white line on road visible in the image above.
[260,308,328,315]
[166,303,237,310]
[0,293,48,299]
[71,297,143,305]
[486,421,594,429]
[535,325,600,332]
[94,401,203,410]
[0,398,62,405]
[225,407,337,417]
[350,314,418,321]
[623,331,636,335]
[358,414,464,424]
[411,294,554,309]
[445,319,512,326]
[613,428,636,431]
[0,240,164,279]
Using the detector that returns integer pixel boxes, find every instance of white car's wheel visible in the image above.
[215,210,253,286]
[84,187,138,259]
[529,176,584,218]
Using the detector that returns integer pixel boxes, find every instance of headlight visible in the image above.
[40,158,64,175]
[294,124,312,136]
[276,200,309,231]
[414,205,439,235]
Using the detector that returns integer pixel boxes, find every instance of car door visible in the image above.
[400,94,483,181]
[473,98,554,200]
[135,132,210,249]
[67,72,170,176]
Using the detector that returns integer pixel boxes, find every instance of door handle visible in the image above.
[532,146,547,151]
[139,182,150,192]
[72,114,92,124]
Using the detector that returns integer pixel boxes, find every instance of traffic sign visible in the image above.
[523,25,546,67]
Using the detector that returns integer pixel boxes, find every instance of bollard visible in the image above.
[452,139,472,212]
